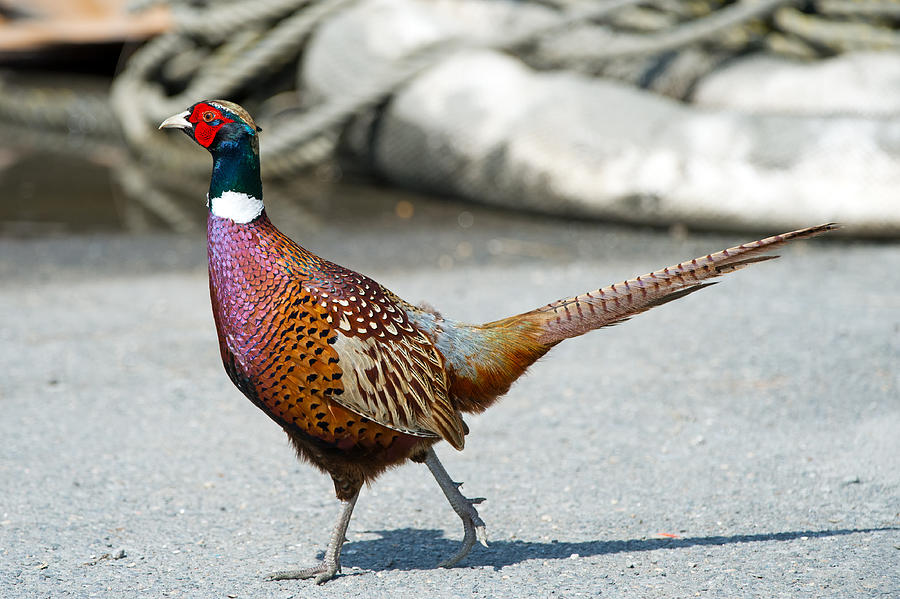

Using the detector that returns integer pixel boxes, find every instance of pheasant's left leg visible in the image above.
[267,489,359,584]
[423,448,489,567]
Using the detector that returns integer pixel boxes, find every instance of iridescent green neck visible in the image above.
[209,134,262,201]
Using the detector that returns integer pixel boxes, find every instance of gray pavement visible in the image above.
[1,195,898,598]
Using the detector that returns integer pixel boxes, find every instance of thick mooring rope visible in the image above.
[3,0,898,177]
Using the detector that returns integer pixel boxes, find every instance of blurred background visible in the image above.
[1,0,899,242]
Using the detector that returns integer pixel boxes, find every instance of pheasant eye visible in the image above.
[202,111,216,123]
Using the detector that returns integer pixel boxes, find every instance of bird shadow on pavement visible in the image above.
[341,526,897,572]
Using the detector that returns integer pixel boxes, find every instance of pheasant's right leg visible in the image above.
[424,448,489,567]
[267,489,359,584]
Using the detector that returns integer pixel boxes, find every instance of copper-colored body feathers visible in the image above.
[208,214,836,500]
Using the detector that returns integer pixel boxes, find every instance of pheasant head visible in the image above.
[160,100,263,222]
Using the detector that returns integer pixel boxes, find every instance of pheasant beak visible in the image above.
[159,110,192,130]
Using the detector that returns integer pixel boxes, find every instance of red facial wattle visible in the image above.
[188,103,234,148]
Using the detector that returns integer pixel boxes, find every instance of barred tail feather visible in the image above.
[504,223,838,345]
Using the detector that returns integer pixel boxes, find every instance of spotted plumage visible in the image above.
[160,100,838,584]
[207,215,438,489]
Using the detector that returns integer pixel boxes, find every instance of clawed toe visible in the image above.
[438,496,489,567]
[424,449,491,568]
[267,561,339,584]
[267,491,359,584]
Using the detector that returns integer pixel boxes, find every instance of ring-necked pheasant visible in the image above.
[160,100,837,584]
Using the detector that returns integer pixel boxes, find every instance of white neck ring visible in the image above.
[208,191,264,224]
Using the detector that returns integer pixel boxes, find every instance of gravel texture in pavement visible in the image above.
[1,199,898,598]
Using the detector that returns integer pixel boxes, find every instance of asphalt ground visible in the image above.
[1,190,898,598]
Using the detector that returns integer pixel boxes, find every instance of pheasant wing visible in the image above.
[303,262,467,449]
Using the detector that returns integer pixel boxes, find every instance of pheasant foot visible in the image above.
[268,560,339,585]
[424,448,489,567]
[267,490,359,584]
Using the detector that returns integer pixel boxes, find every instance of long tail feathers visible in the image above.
[498,223,839,345]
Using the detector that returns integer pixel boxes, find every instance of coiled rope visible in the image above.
[2,0,897,177]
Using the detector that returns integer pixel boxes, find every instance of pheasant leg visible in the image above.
[424,448,489,567]
[268,490,360,584]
